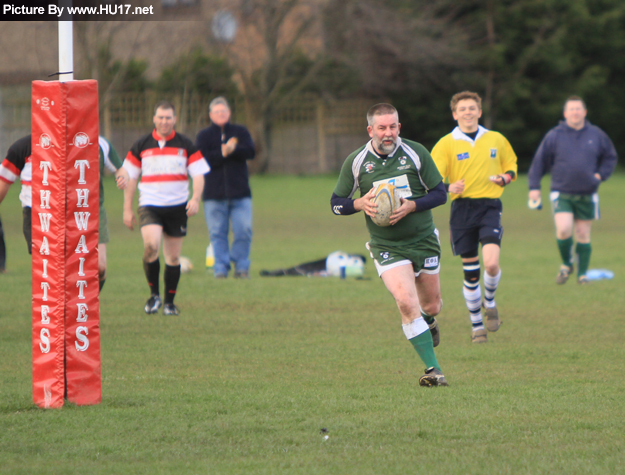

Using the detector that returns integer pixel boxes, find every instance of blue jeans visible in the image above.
[203,198,252,276]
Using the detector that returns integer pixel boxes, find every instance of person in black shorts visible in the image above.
[122,101,209,316]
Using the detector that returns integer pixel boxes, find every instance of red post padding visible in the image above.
[31,80,101,408]
[64,81,101,406]
[31,82,66,409]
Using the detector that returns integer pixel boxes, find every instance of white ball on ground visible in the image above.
[326,251,349,277]
[344,255,365,277]
[179,256,193,273]
[326,252,365,278]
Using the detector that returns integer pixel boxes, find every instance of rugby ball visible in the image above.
[371,183,402,227]
[179,256,193,273]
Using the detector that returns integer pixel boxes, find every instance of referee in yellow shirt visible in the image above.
[431,91,518,344]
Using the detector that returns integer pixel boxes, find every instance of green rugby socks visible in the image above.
[576,242,591,277]
[402,318,440,371]
[557,238,591,277]
[557,237,574,268]
[409,331,440,371]
[420,309,434,325]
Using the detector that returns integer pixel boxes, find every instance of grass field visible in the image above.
[1,173,624,474]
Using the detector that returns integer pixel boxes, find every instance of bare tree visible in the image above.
[74,21,147,137]
[205,0,470,171]
[213,0,328,173]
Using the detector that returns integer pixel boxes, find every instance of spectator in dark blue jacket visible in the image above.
[528,96,618,285]
[196,97,255,278]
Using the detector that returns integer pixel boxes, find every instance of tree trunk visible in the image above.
[484,0,496,129]
[257,110,273,175]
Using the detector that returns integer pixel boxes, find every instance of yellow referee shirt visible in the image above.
[431,126,518,201]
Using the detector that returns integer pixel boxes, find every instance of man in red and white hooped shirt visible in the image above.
[123,101,209,316]
[0,135,33,257]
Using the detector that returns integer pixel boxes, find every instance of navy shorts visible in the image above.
[449,198,503,257]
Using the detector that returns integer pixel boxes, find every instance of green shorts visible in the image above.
[550,192,599,221]
[366,230,441,277]
[99,206,109,244]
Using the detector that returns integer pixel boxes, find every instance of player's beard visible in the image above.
[375,136,396,154]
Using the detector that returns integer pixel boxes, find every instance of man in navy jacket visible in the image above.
[196,97,255,278]
[528,96,618,284]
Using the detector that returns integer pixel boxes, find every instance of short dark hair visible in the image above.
[366,103,398,126]
[154,100,176,115]
[564,95,586,110]
[450,91,482,112]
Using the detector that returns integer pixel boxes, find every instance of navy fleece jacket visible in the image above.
[528,121,617,194]
[196,122,255,200]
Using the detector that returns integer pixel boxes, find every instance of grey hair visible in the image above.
[209,96,230,112]
[366,103,398,126]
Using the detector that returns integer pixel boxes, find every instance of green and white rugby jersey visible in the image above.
[333,137,443,247]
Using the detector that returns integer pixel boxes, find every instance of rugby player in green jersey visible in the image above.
[331,103,449,387]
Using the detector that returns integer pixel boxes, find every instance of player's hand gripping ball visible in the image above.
[371,183,402,227]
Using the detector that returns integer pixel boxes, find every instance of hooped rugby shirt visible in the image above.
[0,134,32,208]
[431,125,517,201]
[123,130,209,207]
[333,137,443,247]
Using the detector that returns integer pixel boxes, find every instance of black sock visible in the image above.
[164,264,181,304]
[144,259,160,295]
[99,278,105,292]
